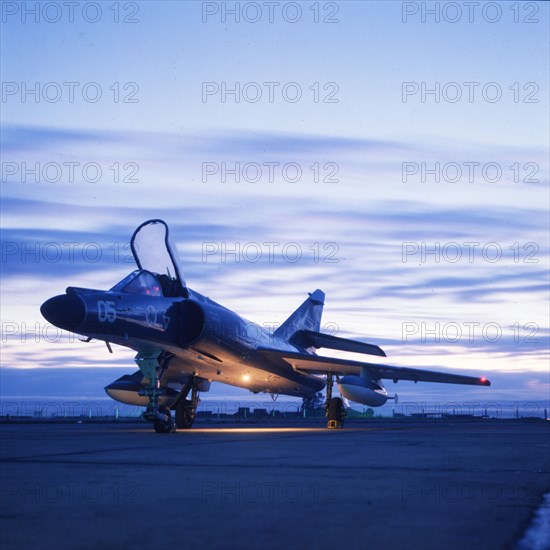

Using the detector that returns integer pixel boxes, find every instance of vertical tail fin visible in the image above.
[274,289,325,342]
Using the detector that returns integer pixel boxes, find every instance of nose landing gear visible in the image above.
[135,351,176,433]
[152,407,174,433]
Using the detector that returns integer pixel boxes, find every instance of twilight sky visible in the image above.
[1,1,549,415]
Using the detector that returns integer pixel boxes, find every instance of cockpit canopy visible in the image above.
[111,270,163,297]
[128,220,189,298]
[110,269,187,297]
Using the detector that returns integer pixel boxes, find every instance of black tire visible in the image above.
[175,399,195,429]
[327,397,345,422]
[153,407,173,433]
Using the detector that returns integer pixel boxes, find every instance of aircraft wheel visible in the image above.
[175,399,195,429]
[326,397,345,428]
[153,407,174,433]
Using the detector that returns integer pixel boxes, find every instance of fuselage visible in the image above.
[40,273,326,404]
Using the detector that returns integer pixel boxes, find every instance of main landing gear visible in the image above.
[324,374,347,429]
[148,380,201,434]
[173,381,201,430]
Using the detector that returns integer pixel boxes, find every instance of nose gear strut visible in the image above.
[135,350,175,433]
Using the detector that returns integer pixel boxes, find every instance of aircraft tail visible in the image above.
[274,289,325,342]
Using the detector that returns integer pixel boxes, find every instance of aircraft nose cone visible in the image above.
[40,294,85,331]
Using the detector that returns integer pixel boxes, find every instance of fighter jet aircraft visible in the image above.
[41,219,491,432]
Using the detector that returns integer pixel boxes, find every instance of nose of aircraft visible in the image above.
[40,294,86,332]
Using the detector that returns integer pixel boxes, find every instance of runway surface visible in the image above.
[1,419,549,550]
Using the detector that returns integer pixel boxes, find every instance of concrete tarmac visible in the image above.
[1,419,549,550]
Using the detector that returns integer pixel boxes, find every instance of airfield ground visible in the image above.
[1,419,549,550]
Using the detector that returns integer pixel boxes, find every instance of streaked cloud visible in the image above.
[1,1,548,418]
[1,119,548,407]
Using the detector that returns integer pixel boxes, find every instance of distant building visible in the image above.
[235,407,250,418]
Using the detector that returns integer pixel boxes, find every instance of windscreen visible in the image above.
[130,219,186,287]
